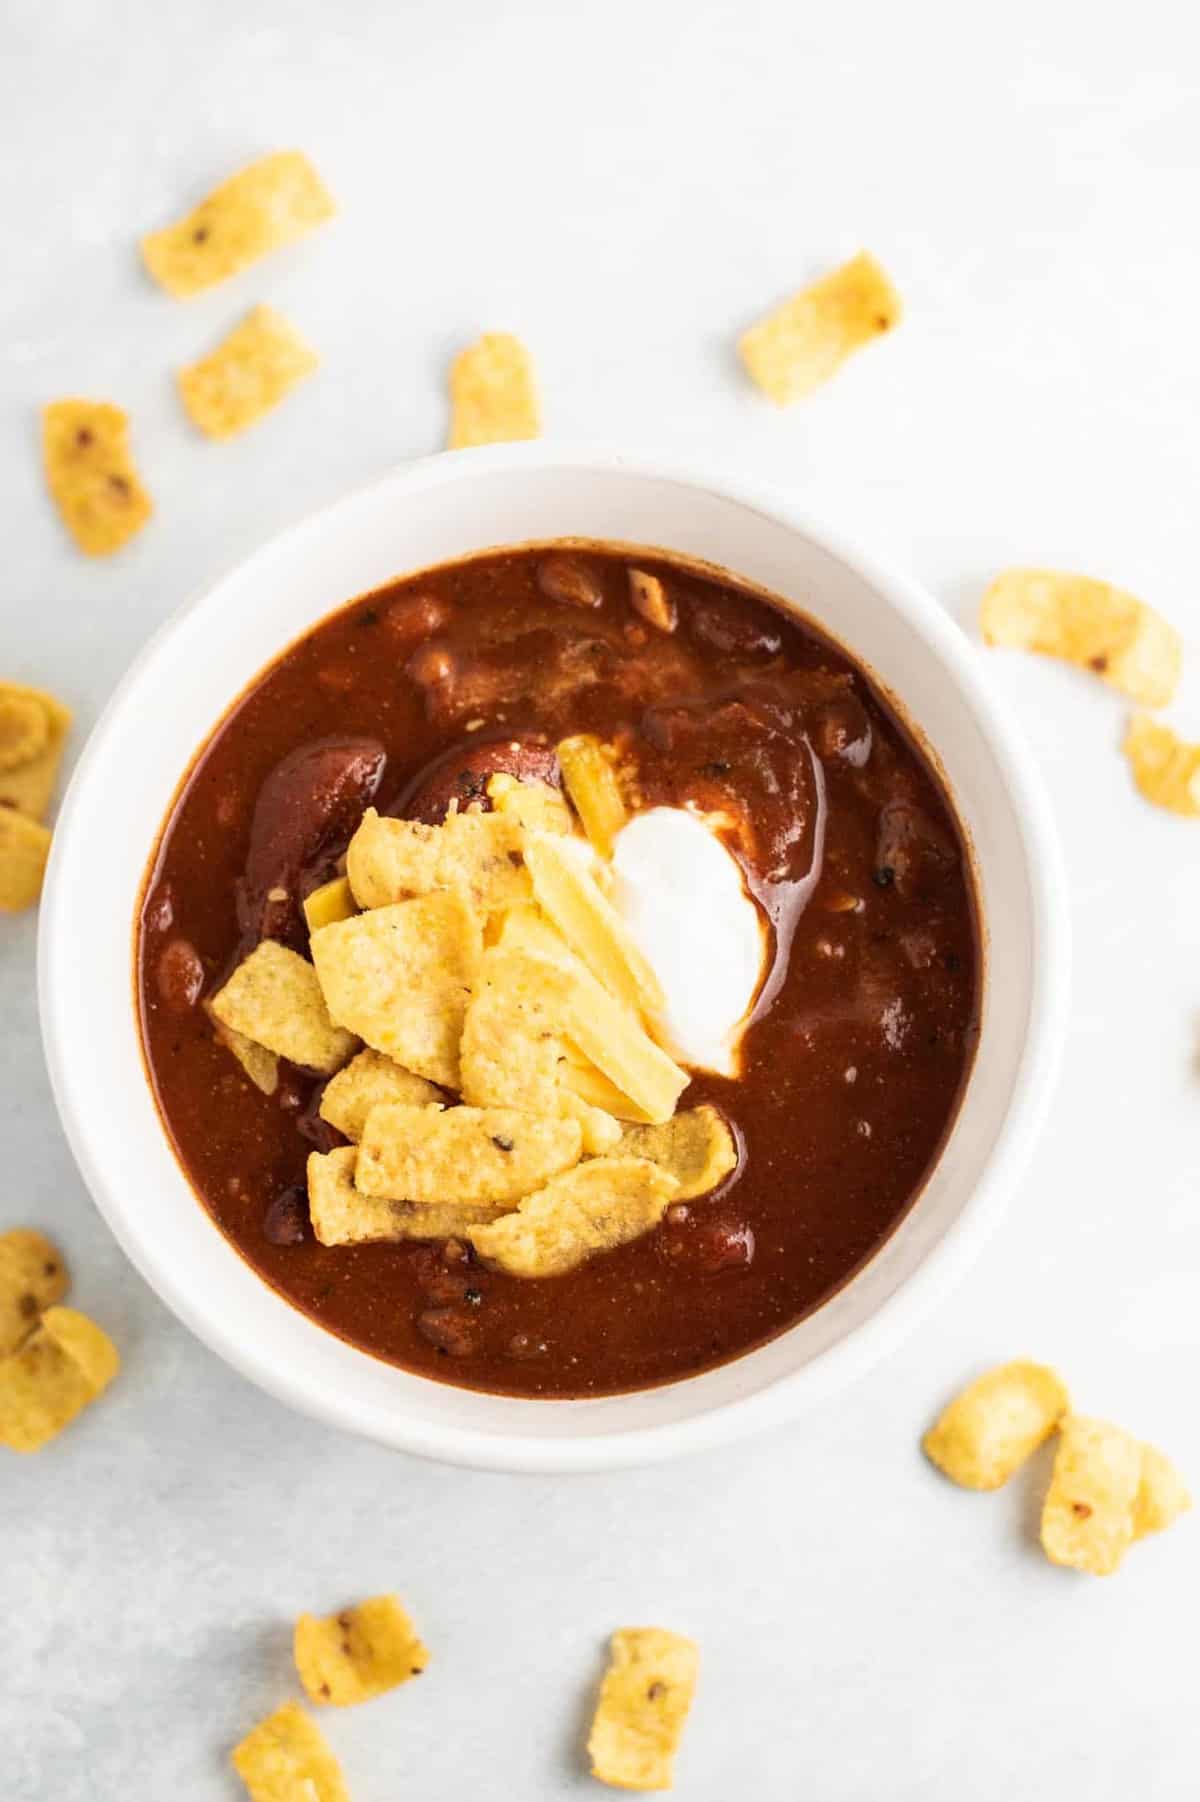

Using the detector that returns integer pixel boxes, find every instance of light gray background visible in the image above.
[3,2,1199,1796]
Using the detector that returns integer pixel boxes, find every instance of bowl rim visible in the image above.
[38,442,1070,1472]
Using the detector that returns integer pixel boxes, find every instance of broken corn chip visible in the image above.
[356,1103,581,1205]
[980,569,1181,707]
[469,1158,676,1277]
[142,151,335,298]
[448,332,540,448]
[739,251,902,405]
[556,734,627,858]
[525,831,664,1017]
[308,1147,497,1246]
[1133,1442,1192,1540]
[1123,712,1200,816]
[1040,1415,1143,1576]
[319,1049,442,1142]
[303,875,357,933]
[0,1229,68,1358]
[487,772,572,835]
[346,806,530,916]
[588,1628,700,1792]
[618,1106,738,1200]
[42,400,152,556]
[209,940,357,1075]
[179,304,318,439]
[0,810,52,912]
[232,1701,348,1802]
[206,1003,280,1096]
[923,1361,1069,1490]
[0,683,71,820]
[0,1306,119,1453]
[295,1593,429,1707]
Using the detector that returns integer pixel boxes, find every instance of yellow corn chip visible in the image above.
[922,1360,1069,1491]
[739,252,902,406]
[232,1701,348,1802]
[310,893,482,1088]
[588,1628,700,1792]
[357,1103,582,1205]
[295,1593,429,1706]
[142,150,336,298]
[347,807,530,916]
[206,1005,280,1096]
[448,332,540,448]
[179,305,319,439]
[1123,712,1200,816]
[469,1157,676,1277]
[0,810,52,912]
[319,1049,442,1142]
[561,1056,656,1124]
[209,940,357,1076]
[0,1229,68,1358]
[0,684,71,820]
[556,735,627,858]
[1133,1442,1192,1540]
[980,570,1182,707]
[618,1106,738,1200]
[495,901,574,964]
[1040,1415,1143,1576]
[0,1306,118,1453]
[42,400,152,556]
[525,832,664,1017]
[303,875,357,933]
[308,1147,499,1245]
[0,693,48,772]
[487,772,572,835]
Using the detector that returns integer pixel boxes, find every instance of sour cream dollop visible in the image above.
[609,807,766,1076]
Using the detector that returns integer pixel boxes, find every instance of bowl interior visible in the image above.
[39,449,1063,1470]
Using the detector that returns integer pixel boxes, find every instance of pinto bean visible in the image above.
[405,643,457,689]
[383,593,453,646]
[262,1186,309,1245]
[156,938,204,1012]
[416,1307,479,1357]
[536,554,605,609]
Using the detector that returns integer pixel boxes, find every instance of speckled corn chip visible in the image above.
[232,1701,348,1802]
[209,940,358,1075]
[206,1004,280,1096]
[1123,713,1200,816]
[588,1627,700,1792]
[739,252,902,405]
[448,332,540,448]
[294,1593,429,1706]
[178,305,319,439]
[525,832,664,1017]
[1040,1415,1143,1576]
[1133,1442,1192,1540]
[0,810,53,912]
[302,875,357,933]
[42,400,152,556]
[469,1158,676,1277]
[556,735,628,858]
[487,772,572,835]
[618,1106,738,1200]
[307,1147,498,1246]
[142,151,335,298]
[310,893,482,1088]
[0,684,71,820]
[346,806,530,916]
[923,1360,1069,1491]
[981,570,1182,707]
[0,1230,68,1358]
[0,1306,119,1453]
[319,1050,442,1142]
[357,1103,582,1205]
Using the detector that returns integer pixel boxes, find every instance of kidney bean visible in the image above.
[155,938,204,1012]
[262,1186,309,1245]
[295,1083,346,1154]
[142,881,174,935]
[875,798,958,900]
[410,1244,480,1306]
[416,1307,479,1357]
[396,735,559,825]
[685,593,782,658]
[659,1211,756,1275]
[536,554,605,609]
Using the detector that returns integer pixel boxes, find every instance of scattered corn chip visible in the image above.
[42,400,152,556]
[495,902,575,965]
[469,1157,676,1277]
[0,1306,118,1453]
[739,251,902,405]
[618,1106,738,1200]
[525,831,664,1017]
[0,693,47,772]
[295,1594,429,1706]
[346,806,530,915]
[557,735,627,858]
[209,940,357,1076]
[0,1230,68,1358]
[923,1361,1069,1491]
[232,1701,348,1802]
[357,1103,582,1205]
[448,332,540,448]
[308,1147,497,1245]
[310,893,482,1088]
[319,1050,442,1142]
[178,305,319,439]
[1123,712,1200,816]
[206,1003,280,1095]
[588,1628,700,1792]
[0,684,71,820]
[142,150,335,298]
[487,772,572,835]
[303,875,357,933]
[1041,1415,1143,1576]
[980,569,1181,707]
[0,810,52,912]
[1133,1442,1192,1540]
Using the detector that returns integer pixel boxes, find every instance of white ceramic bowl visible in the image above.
[39,445,1068,1473]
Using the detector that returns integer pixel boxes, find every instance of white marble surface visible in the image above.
[4,1,1199,1795]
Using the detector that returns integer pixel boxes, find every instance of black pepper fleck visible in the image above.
[872,866,895,889]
